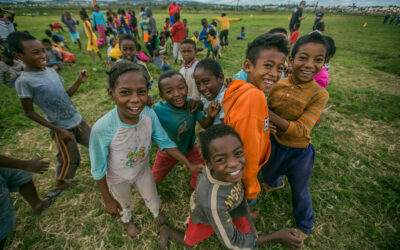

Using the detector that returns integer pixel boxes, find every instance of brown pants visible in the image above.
[50,120,91,181]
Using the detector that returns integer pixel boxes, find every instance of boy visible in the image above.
[222,34,288,205]
[159,124,302,249]
[312,21,325,34]
[179,39,200,100]
[42,38,62,72]
[263,32,329,244]
[45,30,70,51]
[212,13,241,50]
[0,154,52,249]
[9,32,91,190]
[80,10,102,65]
[199,18,212,58]
[170,12,185,64]
[0,8,15,46]
[61,11,81,51]
[0,50,24,86]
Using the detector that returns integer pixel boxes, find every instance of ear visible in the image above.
[107,87,114,100]
[218,72,224,84]
[243,59,253,74]
[205,160,212,170]
[288,55,294,68]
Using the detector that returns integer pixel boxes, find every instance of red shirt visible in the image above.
[168,3,180,16]
[290,30,300,43]
[170,22,186,43]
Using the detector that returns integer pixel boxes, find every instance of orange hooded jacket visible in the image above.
[222,79,271,200]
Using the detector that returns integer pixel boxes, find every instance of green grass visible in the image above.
[1,8,400,250]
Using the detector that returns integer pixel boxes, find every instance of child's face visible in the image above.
[108,71,148,125]
[120,40,137,61]
[43,42,52,50]
[244,47,286,94]
[194,31,199,38]
[290,42,326,84]
[160,74,188,109]
[181,43,196,64]
[194,67,223,101]
[207,135,246,183]
[65,13,72,20]
[201,19,208,28]
[15,40,47,71]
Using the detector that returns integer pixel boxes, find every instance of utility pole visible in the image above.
[236,0,240,14]
[314,1,319,12]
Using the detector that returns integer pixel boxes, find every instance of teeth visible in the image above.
[129,107,139,111]
[264,80,274,85]
[229,170,240,176]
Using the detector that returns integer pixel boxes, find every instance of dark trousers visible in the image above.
[219,29,229,46]
[262,136,315,234]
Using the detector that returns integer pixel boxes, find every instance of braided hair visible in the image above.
[107,61,150,89]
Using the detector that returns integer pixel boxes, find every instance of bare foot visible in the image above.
[158,225,169,250]
[250,210,260,222]
[54,180,78,190]
[156,212,167,226]
[123,221,140,239]
[32,197,52,215]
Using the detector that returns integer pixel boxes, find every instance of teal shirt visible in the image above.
[153,101,203,154]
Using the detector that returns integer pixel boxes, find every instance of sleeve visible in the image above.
[92,13,96,27]
[170,24,176,36]
[283,90,329,138]
[199,28,207,41]
[204,187,257,249]
[15,77,33,99]
[89,117,116,180]
[147,107,177,150]
[194,109,204,121]
[229,18,241,23]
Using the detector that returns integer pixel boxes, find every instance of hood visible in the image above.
[222,79,257,116]
[145,7,152,17]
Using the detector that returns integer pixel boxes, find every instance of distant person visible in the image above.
[383,13,390,24]
[289,1,306,32]
[44,29,70,50]
[237,26,245,40]
[289,23,300,46]
[179,39,200,100]
[80,9,102,65]
[313,22,325,34]
[199,18,213,58]
[313,6,324,30]
[0,8,15,46]
[139,7,148,37]
[92,4,107,45]
[313,35,336,89]
[145,7,158,56]
[0,50,24,86]
[183,18,189,38]
[164,17,170,31]
[168,1,180,25]
[61,11,82,51]
[389,15,395,24]
[130,10,139,40]
[49,22,65,33]
[170,12,186,64]
[213,13,241,50]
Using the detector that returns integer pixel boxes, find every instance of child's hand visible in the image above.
[274,228,303,249]
[147,94,154,107]
[188,163,204,173]
[23,157,50,174]
[105,197,122,217]
[187,99,203,112]
[269,120,277,134]
[207,101,221,118]
[58,128,75,141]
[78,69,89,83]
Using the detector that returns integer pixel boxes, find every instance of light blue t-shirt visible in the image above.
[201,85,226,125]
[15,68,82,129]
[89,106,176,181]
[153,101,203,154]
[92,11,106,27]
[232,69,285,82]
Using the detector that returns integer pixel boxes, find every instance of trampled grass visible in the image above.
[0,8,399,249]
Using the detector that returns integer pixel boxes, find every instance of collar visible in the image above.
[288,74,316,89]
[182,58,197,69]
[205,166,233,186]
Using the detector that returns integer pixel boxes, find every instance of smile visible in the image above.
[228,169,242,177]
[128,107,141,115]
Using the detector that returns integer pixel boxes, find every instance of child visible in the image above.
[89,61,203,238]
[118,34,153,87]
[152,50,171,71]
[206,28,220,60]
[0,50,24,86]
[313,21,325,34]
[10,32,91,190]
[0,8,15,46]
[193,58,226,125]
[222,34,288,206]
[92,4,107,45]
[137,43,150,62]
[61,11,81,51]
[113,12,123,36]
[163,17,170,31]
[313,35,336,89]
[199,18,212,58]
[107,37,117,61]
[139,7,148,37]
[45,30,70,50]
[161,30,172,55]
[183,18,189,38]
[49,22,65,33]
[213,13,242,50]
[80,10,102,65]
[237,26,245,40]
[42,38,62,72]
[179,39,200,100]
[191,30,199,44]
[289,23,300,46]
[170,12,186,64]
[119,9,130,34]
[158,124,302,249]
[52,36,76,64]
[152,71,220,189]
[264,32,330,245]
[0,154,53,249]
[130,10,139,40]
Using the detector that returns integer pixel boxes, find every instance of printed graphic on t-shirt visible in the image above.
[125,146,146,168]
[177,121,188,142]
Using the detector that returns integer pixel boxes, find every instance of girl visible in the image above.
[89,61,203,238]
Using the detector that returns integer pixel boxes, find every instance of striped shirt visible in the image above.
[268,76,329,148]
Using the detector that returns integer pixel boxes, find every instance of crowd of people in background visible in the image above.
[1,1,342,249]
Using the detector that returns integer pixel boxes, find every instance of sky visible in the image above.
[190,0,400,7]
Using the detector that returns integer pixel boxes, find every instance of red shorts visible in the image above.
[184,217,251,246]
[152,145,203,188]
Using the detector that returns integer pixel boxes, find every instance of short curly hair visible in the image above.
[6,31,37,54]
[107,61,150,89]
[246,33,289,65]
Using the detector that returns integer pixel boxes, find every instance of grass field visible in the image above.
[1,8,399,250]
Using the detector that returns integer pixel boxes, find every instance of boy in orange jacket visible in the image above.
[222,34,288,205]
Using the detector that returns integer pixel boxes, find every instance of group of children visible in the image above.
[1,7,337,249]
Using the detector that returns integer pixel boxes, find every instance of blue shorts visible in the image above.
[69,31,80,43]
[0,168,33,240]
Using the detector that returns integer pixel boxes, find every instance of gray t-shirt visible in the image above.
[0,17,15,40]
[201,85,226,125]
[15,68,82,129]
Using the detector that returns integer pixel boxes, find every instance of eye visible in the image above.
[215,157,225,163]
[235,150,243,156]
[315,58,325,63]
[264,63,272,69]
[138,89,147,95]
[278,65,285,72]
[298,56,307,61]
[120,90,129,95]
